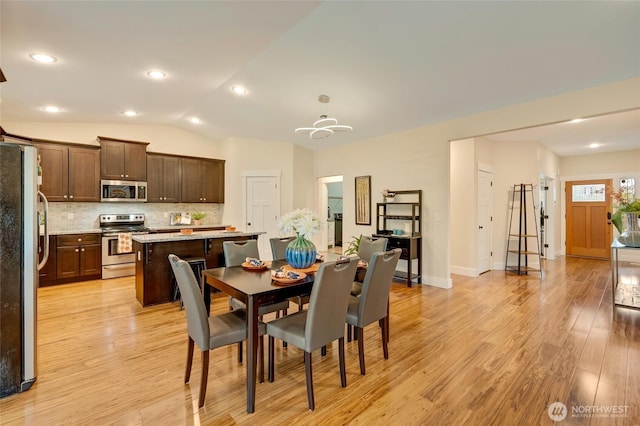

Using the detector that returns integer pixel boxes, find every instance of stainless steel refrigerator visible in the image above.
[0,142,48,397]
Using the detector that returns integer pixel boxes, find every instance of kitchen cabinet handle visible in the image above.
[63,195,68,199]
[81,248,85,252]
[121,174,124,178]
[126,174,129,178]
[75,248,79,252]
[203,198,206,201]
[69,195,74,199]
[78,238,82,241]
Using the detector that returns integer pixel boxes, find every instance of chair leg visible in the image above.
[185,337,194,383]
[347,324,352,342]
[382,316,389,359]
[304,351,315,411]
[297,296,304,312]
[338,337,347,387]
[321,345,327,356]
[357,326,366,375]
[258,335,264,383]
[268,336,275,383]
[198,350,209,408]
[238,342,243,363]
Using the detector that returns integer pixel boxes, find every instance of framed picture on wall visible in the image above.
[355,175,371,225]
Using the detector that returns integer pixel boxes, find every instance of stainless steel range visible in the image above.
[100,214,149,279]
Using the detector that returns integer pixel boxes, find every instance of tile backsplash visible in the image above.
[46,202,224,232]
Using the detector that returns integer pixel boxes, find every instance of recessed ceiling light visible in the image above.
[123,110,138,117]
[231,85,248,95]
[589,143,600,149]
[42,105,61,113]
[29,53,57,63]
[146,70,166,79]
[189,117,202,124]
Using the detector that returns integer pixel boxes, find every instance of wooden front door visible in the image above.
[566,179,612,259]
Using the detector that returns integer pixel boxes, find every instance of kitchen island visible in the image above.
[132,231,264,306]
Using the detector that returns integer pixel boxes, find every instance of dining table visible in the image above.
[201,260,314,413]
[200,256,365,413]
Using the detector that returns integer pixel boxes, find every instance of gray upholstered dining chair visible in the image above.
[168,254,266,409]
[223,240,290,360]
[223,240,290,316]
[269,236,295,261]
[269,236,309,312]
[351,236,388,297]
[346,248,401,375]
[266,257,359,411]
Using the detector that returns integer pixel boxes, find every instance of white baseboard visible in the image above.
[422,275,452,289]
[450,265,478,277]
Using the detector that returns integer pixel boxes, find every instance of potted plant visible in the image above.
[192,211,206,226]
[342,234,362,256]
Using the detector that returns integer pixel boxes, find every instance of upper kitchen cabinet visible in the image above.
[98,136,149,181]
[147,153,180,203]
[36,142,101,202]
[180,158,225,203]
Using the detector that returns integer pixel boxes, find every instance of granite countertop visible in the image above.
[147,224,229,231]
[48,229,102,236]
[132,230,265,244]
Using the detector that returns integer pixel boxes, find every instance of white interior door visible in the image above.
[477,169,493,274]
[245,176,280,260]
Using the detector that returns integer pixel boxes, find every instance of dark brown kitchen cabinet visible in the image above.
[147,153,180,202]
[38,235,57,286]
[56,234,101,280]
[180,157,225,203]
[35,142,100,202]
[98,136,148,181]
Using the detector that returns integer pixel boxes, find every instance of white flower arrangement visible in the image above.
[278,208,322,239]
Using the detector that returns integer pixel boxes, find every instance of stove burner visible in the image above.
[99,213,148,235]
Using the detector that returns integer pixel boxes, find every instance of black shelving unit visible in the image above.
[373,190,422,287]
[505,183,542,277]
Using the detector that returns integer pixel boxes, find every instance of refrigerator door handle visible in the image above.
[37,191,49,271]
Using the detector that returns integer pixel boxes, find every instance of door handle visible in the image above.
[247,222,251,226]
[479,226,483,229]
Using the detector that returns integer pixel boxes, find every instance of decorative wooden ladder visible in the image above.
[505,183,542,276]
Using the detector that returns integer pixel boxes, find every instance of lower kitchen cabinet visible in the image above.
[56,234,102,281]
[38,235,57,286]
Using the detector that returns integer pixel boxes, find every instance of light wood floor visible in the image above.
[1,256,639,425]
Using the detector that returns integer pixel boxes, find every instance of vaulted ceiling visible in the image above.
[1,1,639,154]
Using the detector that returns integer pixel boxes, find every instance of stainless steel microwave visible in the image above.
[100,180,147,202]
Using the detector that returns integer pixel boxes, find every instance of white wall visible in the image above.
[450,138,476,275]
[313,78,640,288]
[5,77,640,286]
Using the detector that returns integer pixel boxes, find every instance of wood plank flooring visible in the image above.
[1,256,639,425]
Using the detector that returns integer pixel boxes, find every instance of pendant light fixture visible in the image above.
[295,95,353,139]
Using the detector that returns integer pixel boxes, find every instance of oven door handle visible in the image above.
[103,264,135,270]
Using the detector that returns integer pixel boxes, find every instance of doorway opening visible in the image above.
[318,176,343,253]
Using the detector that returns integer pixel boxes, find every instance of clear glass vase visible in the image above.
[619,212,640,247]
[285,234,317,269]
